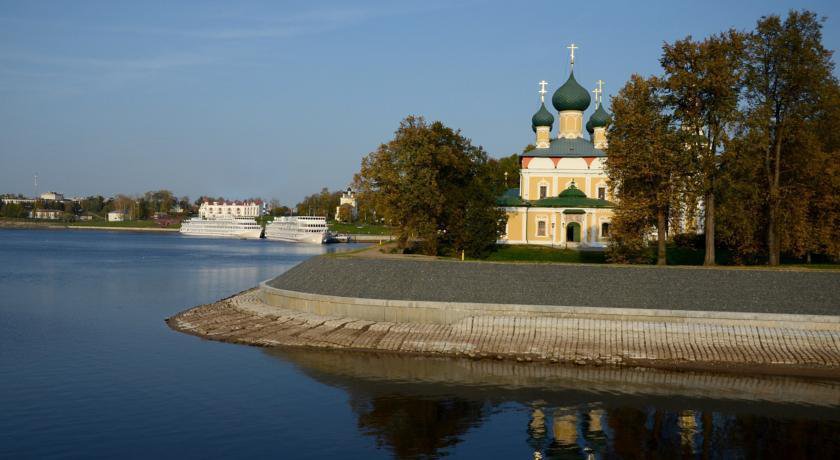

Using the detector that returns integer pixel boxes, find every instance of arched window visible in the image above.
[601,222,610,238]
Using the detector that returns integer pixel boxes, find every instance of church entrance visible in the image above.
[566,222,581,243]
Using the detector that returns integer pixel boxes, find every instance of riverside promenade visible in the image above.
[168,248,840,378]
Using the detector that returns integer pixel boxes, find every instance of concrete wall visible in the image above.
[259,282,840,331]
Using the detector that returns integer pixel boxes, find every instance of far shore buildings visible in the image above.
[108,210,130,222]
[39,191,64,201]
[29,209,63,220]
[498,45,614,248]
[335,187,358,222]
[198,200,264,219]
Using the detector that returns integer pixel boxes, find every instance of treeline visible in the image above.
[0,190,193,220]
[606,10,839,265]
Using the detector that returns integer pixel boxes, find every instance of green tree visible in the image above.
[660,30,746,265]
[485,152,522,196]
[296,188,341,219]
[606,75,685,264]
[356,116,505,257]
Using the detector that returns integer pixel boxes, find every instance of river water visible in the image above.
[0,229,838,459]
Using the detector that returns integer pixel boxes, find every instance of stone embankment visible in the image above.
[168,254,840,378]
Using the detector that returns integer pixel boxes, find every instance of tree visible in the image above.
[1,202,25,218]
[606,75,684,264]
[660,30,746,265]
[295,188,341,219]
[740,10,835,265]
[337,203,355,222]
[484,152,522,196]
[356,116,505,257]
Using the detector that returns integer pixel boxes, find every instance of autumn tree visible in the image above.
[356,116,505,257]
[296,188,341,219]
[606,75,684,265]
[660,30,745,265]
[740,10,836,265]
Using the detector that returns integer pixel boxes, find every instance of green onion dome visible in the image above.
[559,182,587,198]
[589,103,611,128]
[585,117,594,135]
[552,72,591,112]
[531,102,554,132]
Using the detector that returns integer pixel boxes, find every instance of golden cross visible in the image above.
[567,43,578,66]
[538,80,548,102]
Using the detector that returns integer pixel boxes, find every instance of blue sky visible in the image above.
[2,0,838,204]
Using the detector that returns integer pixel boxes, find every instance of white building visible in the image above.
[40,191,64,201]
[30,209,63,220]
[108,210,130,222]
[198,200,263,219]
[335,188,358,222]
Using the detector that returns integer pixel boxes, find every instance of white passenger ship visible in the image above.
[265,216,329,244]
[179,216,263,240]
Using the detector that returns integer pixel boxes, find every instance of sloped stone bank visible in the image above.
[167,255,840,378]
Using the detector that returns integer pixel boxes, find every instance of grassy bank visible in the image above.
[481,244,839,269]
[0,217,180,230]
[66,219,179,229]
[329,221,392,235]
[484,245,607,264]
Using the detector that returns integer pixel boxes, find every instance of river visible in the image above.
[0,229,837,459]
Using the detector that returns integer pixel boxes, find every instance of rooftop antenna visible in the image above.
[34,173,38,197]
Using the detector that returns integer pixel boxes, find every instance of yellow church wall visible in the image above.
[592,209,614,242]
[528,211,554,241]
[498,207,614,245]
[556,176,587,193]
[504,210,523,241]
[528,176,555,199]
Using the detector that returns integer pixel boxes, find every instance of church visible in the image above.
[498,45,614,248]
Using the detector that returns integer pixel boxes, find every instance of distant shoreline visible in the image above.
[0,221,179,233]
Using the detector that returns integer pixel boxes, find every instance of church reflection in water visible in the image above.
[266,348,840,459]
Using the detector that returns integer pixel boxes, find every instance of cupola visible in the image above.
[532,80,554,148]
[552,72,591,112]
[531,102,554,132]
[588,80,611,149]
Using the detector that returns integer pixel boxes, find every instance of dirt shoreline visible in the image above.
[166,289,840,381]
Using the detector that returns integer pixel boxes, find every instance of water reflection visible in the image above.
[268,348,840,459]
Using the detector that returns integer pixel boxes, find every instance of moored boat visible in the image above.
[265,216,329,244]
[179,216,262,239]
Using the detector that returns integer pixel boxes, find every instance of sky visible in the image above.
[1,0,839,205]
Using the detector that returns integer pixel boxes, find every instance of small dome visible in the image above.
[585,117,594,134]
[559,182,587,198]
[589,103,611,128]
[552,72,591,112]
[531,102,554,132]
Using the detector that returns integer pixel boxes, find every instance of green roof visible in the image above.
[525,137,606,158]
[552,71,591,112]
[496,188,525,206]
[496,184,615,209]
[589,103,611,128]
[531,102,554,132]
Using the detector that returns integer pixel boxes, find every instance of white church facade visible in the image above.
[498,45,614,248]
